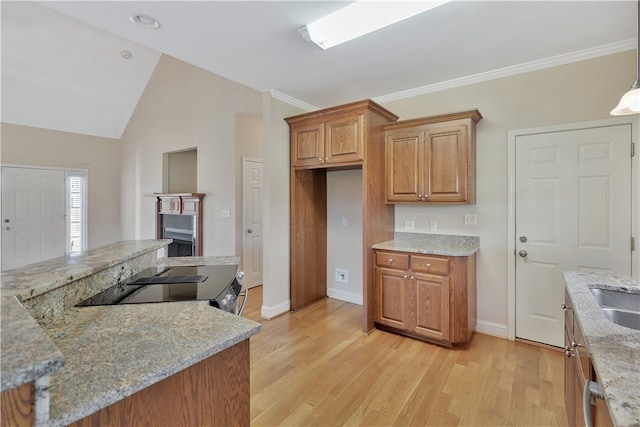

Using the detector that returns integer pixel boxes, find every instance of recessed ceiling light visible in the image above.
[130,14,160,30]
[121,50,132,60]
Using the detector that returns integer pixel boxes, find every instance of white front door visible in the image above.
[242,158,263,288]
[515,124,632,347]
[1,166,66,271]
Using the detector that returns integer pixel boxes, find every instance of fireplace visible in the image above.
[147,193,205,257]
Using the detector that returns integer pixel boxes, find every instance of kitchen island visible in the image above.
[563,272,639,427]
[1,241,260,426]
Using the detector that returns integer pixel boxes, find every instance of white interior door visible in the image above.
[242,158,263,288]
[2,166,66,271]
[515,125,632,347]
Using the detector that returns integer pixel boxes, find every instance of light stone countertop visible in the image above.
[563,272,640,427]
[0,241,260,426]
[372,232,479,256]
[41,299,259,426]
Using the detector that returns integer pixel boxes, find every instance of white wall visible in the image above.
[327,169,363,305]
[377,50,638,337]
[119,55,263,256]
[0,123,121,250]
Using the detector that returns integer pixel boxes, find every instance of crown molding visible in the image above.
[269,89,318,112]
[373,39,637,104]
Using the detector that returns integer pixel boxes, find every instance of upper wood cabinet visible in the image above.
[384,110,482,204]
[286,100,399,333]
[289,107,369,169]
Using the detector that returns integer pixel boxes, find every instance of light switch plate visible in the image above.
[220,209,231,218]
[430,221,438,232]
[403,220,415,231]
[464,214,478,226]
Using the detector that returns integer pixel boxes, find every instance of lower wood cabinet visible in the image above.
[374,250,476,346]
[563,290,613,427]
[1,382,34,426]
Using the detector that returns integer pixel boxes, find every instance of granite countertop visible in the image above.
[0,240,171,299]
[41,299,259,426]
[372,232,479,256]
[563,272,640,427]
[1,241,260,426]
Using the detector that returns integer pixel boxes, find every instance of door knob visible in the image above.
[519,250,528,258]
[519,236,528,243]
[247,229,253,234]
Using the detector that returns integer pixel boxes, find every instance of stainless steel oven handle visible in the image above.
[583,380,604,427]
[238,288,248,316]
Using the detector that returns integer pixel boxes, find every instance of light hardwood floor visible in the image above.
[243,286,568,427]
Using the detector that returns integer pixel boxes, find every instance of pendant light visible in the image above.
[611,1,640,115]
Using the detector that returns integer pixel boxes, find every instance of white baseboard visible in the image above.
[260,300,290,320]
[327,287,363,305]
[474,320,509,339]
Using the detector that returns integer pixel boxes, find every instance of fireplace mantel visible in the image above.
[146,193,205,256]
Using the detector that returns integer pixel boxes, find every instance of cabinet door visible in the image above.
[324,114,364,165]
[292,122,325,168]
[564,327,576,427]
[375,267,408,330]
[424,123,469,202]
[409,272,450,341]
[159,197,181,214]
[385,130,424,202]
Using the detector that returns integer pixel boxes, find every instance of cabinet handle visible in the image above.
[325,157,329,161]
[410,276,415,280]
[571,340,581,348]
[403,275,408,279]
[561,303,569,310]
[564,345,575,358]
[425,263,431,267]
[388,258,394,263]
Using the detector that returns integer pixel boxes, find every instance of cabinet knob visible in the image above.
[318,158,322,161]
[388,258,394,263]
[410,276,415,280]
[564,346,574,358]
[403,275,408,279]
[425,263,431,267]
[325,157,329,161]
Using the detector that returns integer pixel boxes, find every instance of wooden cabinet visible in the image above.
[564,290,614,427]
[384,110,482,204]
[291,111,365,169]
[1,382,34,426]
[286,100,398,333]
[156,194,203,215]
[374,249,476,346]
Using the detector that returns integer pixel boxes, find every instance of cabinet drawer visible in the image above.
[375,252,409,269]
[410,255,449,275]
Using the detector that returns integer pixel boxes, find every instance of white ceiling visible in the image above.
[1,1,636,139]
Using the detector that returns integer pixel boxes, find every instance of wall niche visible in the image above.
[163,148,197,193]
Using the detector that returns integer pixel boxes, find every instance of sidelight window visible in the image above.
[67,171,87,254]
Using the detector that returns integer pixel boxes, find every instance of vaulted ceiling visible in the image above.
[1,1,636,139]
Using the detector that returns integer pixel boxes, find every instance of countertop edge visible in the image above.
[563,271,640,427]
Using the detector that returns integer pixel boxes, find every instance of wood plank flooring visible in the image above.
[243,286,567,427]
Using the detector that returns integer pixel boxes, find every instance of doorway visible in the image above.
[242,157,263,288]
[2,166,66,270]
[508,120,634,347]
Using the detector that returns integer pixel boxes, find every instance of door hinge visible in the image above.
[632,142,635,157]
[632,236,636,252]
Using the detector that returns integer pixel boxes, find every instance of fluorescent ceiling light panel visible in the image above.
[301,1,451,50]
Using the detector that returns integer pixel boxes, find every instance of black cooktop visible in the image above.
[76,265,239,306]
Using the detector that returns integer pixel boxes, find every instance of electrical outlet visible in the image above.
[341,217,348,226]
[403,220,415,231]
[464,214,478,226]
[430,221,438,232]
[335,268,348,283]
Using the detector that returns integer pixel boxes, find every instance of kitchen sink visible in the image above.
[590,288,640,331]
[601,308,640,330]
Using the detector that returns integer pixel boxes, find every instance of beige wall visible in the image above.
[235,114,263,269]
[260,94,304,318]
[327,169,363,304]
[0,123,122,250]
[119,55,263,256]
[376,50,639,336]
